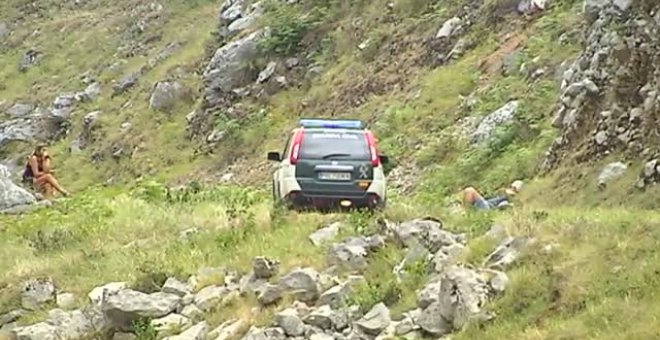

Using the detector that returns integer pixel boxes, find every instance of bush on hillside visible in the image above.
[259,2,329,55]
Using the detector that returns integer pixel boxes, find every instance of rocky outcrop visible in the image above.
[0,165,37,213]
[201,29,268,109]
[218,0,265,38]
[542,1,660,176]
[0,107,68,147]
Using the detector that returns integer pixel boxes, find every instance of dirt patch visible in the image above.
[479,31,528,80]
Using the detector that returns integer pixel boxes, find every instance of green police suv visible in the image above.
[267,119,389,211]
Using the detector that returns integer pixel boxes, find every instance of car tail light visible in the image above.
[289,129,304,165]
[365,131,380,167]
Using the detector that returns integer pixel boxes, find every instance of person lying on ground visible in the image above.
[461,180,523,211]
[22,145,70,198]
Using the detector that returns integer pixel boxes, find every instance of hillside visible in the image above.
[1,0,660,339]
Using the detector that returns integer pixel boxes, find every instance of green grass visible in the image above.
[455,207,660,340]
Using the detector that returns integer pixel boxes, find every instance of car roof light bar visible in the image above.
[298,118,365,130]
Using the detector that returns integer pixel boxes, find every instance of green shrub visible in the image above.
[133,317,157,340]
[259,2,328,55]
[346,276,402,313]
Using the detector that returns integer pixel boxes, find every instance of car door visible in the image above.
[274,133,293,199]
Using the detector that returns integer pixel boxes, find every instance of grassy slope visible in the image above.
[2,0,660,339]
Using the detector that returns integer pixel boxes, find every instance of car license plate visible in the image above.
[318,172,351,181]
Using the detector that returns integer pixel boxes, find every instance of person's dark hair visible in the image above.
[34,144,47,155]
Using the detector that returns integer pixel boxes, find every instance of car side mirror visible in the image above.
[379,155,390,165]
[267,152,281,161]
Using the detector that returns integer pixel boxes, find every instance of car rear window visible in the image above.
[299,130,370,160]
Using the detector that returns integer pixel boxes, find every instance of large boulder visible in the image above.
[202,29,268,108]
[101,289,181,331]
[470,101,519,145]
[277,268,322,303]
[0,165,36,212]
[149,81,187,112]
[416,266,491,335]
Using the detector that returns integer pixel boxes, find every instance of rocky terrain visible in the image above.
[2,0,660,339]
[1,218,529,339]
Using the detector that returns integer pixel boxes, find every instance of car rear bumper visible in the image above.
[285,191,384,210]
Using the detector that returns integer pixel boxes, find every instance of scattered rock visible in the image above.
[12,322,58,340]
[354,303,391,335]
[180,304,204,321]
[21,278,56,311]
[151,314,193,337]
[178,228,199,240]
[37,308,107,340]
[162,321,208,340]
[88,282,128,306]
[194,285,229,311]
[481,269,509,293]
[83,82,102,100]
[256,61,277,84]
[309,222,341,246]
[51,94,77,118]
[112,73,139,96]
[209,318,245,340]
[317,280,355,309]
[241,326,286,340]
[19,49,41,72]
[56,293,76,310]
[436,17,462,39]
[5,103,34,118]
[390,218,463,253]
[0,310,25,327]
[149,81,187,112]
[516,0,547,14]
[252,256,280,279]
[276,308,306,336]
[597,161,628,187]
[255,283,282,305]
[278,268,322,302]
[285,58,300,69]
[484,236,531,269]
[326,239,369,271]
[162,278,192,297]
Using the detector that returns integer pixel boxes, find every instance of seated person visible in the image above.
[462,180,523,210]
[22,145,70,198]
